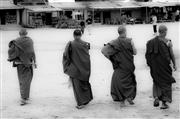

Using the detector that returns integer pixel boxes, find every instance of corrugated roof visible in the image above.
[89,1,121,9]
[113,1,142,9]
[50,2,87,9]
[50,1,140,10]
[0,0,22,9]
[138,1,180,7]
[24,5,62,12]
[50,1,180,10]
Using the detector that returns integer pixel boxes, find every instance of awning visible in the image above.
[138,2,180,7]
[89,1,121,9]
[115,2,142,9]
[161,2,180,6]
[50,2,87,9]
[25,5,62,12]
[50,1,179,10]
[0,0,23,10]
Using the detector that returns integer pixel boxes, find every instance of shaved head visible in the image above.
[158,25,167,34]
[118,25,126,35]
[19,28,27,36]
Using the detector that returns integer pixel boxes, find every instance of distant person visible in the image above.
[121,14,127,25]
[8,29,36,106]
[80,20,85,34]
[145,25,176,109]
[152,15,157,35]
[63,29,93,109]
[175,9,179,21]
[86,18,92,24]
[101,26,137,107]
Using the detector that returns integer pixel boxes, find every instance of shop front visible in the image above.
[0,0,22,25]
[22,5,61,27]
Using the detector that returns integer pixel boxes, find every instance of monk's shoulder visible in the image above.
[109,39,119,45]
[146,40,152,49]
[166,38,173,47]
[66,41,71,48]
[83,41,90,46]
[8,40,16,47]
[26,36,33,42]
[64,41,71,52]
[83,41,90,49]
[126,37,132,42]
[147,37,155,45]
[15,37,21,41]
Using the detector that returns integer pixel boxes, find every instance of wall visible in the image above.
[110,10,121,21]
[21,9,28,25]
[131,8,142,19]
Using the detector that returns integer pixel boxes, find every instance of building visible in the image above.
[0,0,23,25]
[13,0,49,5]
[0,0,61,27]
[15,0,61,27]
[52,1,146,24]
[52,0,180,25]
[1,0,179,27]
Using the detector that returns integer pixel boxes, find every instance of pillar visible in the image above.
[100,11,103,24]
[16,9,20,25]
[84,9,88,21]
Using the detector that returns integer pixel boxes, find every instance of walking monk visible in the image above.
[63,29,93,109]
[8,29,36,106]
[145,25,176,109]
[101,26,137,107]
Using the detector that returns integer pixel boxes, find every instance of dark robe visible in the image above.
[80,21,85,34]
[145,36,175,103]
[63,40,93,106]
[101,37,137,101]
[8,36,35,99]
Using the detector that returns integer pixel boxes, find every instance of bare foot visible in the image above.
[76,105,85,109]
[160,102,169,109]
[120,101,125,107]
[153,98,160,107]
[20,99,27,106]
[127,98,135,105]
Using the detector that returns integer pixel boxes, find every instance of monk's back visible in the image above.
[70,40,91,81]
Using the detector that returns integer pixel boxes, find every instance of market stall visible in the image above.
[22,5,61,27]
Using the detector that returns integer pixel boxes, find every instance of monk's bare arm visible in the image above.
[32,40,37,68]
[131,40,137,55]
[33,53,36,63]
[169,46,176,71]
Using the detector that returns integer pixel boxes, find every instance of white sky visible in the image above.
[49,0,75,2]
[49,0,131,2]
[48,0,177,2]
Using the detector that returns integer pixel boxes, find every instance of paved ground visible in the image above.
[1,22,180,118]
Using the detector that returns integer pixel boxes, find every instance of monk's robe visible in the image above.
[101,37,137,102]
[145,36,175,103]
[8,36,36,99]
[63,40,93,106]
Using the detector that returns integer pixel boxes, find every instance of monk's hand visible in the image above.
[68,78,72,88]
[173,65,177,71]
[34,63,37,69]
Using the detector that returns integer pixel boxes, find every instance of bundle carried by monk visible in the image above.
[8,36,36,67]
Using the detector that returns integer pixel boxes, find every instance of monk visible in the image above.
[63,29,93,109]
[101,26,137,107]
[145,25,176,109]
[8,29,36,106]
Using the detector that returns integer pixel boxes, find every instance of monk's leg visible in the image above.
[160,84,172,109]
[17,65,33,105]
[111,70,125,102]
[71,78,93,109]
[153,83,161,107]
